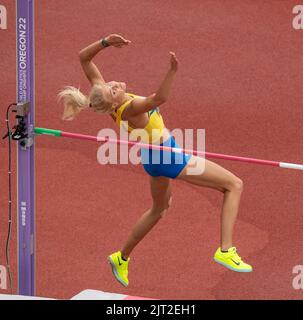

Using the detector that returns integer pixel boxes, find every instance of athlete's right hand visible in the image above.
[105,34,131,48]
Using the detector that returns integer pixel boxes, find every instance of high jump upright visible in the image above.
[16,0,35,296]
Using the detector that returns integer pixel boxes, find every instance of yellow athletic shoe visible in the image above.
[108,251,130,287]
[214,247,253,272]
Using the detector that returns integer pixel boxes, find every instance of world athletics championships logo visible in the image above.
[0,4,7,30]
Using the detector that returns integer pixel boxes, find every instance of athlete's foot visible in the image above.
[214,247,253,272]
[108,251,130,287]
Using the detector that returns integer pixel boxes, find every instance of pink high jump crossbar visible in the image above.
[34,127,303,171]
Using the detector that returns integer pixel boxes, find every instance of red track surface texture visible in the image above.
[1,0,303,299]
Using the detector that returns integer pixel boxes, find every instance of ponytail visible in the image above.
[58,86,89,121]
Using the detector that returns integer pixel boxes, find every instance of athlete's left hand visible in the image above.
[169,52,179,72]
[105,34,131,48]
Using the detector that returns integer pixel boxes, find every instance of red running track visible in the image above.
[1,0,303,299]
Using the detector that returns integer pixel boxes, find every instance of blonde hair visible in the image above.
[58,84,113,121]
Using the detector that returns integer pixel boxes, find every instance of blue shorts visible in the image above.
[140,135,192,179]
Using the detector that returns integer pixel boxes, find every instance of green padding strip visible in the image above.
[34,127,62,137]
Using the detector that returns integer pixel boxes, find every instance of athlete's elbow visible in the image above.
[79,51,88,62]
[79,52,84,62]
[153,96,167,105]
[149,93,166,106]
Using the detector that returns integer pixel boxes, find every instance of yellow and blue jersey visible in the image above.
[112,93,192,179]
[112,93,165,143]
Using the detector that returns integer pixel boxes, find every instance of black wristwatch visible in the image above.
[101,38,110,48]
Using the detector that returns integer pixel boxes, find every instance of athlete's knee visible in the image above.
[153,197,172,218]
[161,196,172,217]
[168,196,172,208]
[229,177,244,193]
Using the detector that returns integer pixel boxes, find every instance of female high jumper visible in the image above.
[59,34,252,287]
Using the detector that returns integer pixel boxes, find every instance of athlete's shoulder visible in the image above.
[127,93,146,99]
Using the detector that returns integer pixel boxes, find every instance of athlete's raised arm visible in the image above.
[127,52,179,116]
[79,34,131,86]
